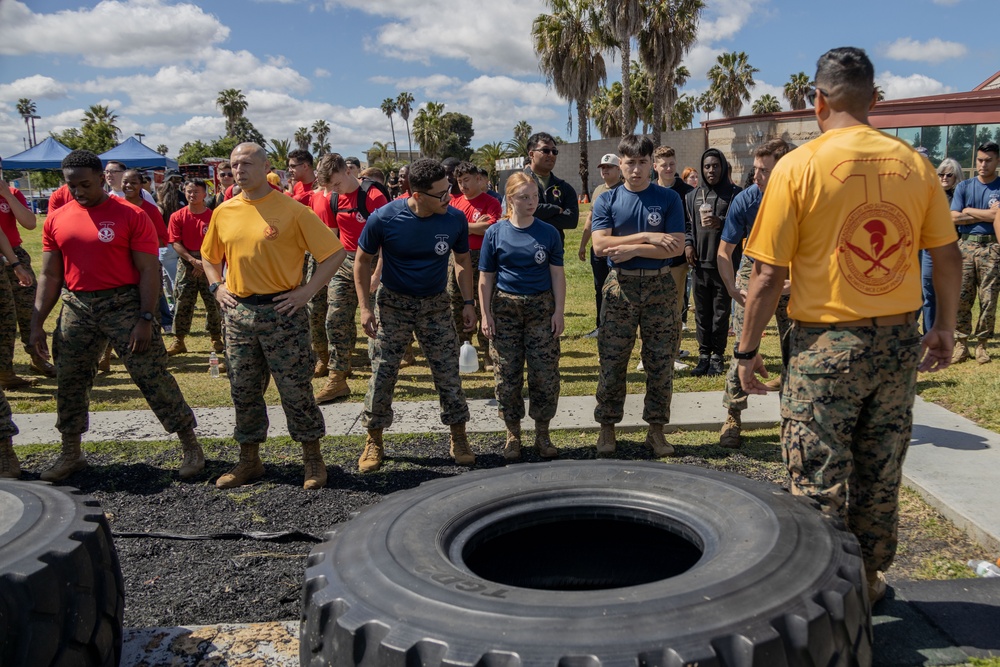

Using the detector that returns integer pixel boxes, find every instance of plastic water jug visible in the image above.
[459,341,479,374]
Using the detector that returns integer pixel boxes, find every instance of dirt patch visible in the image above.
[16,429,993,628]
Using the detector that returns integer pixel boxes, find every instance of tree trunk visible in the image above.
[406,122,414,160]
[620,40,631,139]
[390,119,399,161]
[651,79,664,147]
[577,100,590,201]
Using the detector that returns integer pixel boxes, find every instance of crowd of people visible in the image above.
[0,45,990,609]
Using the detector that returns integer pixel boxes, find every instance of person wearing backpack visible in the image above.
[313,153,390,403]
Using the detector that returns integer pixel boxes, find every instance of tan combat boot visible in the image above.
[177,427,205,480]
[400,343,416,368]
[0,370,32,390]
[534,420,559,459]
[867,570,887,606]
[503,420,521,461]
[315,371,350,403]
[645,423,675,457]
[449,423,475,466]
[719,409,742,449]
[166,336,187,356]
[97,344,113,373]
[41,433,87,482]
[952,339,970,363]
[313,349,330,378]
[359,429,384,473]
[0,436,20,479]
[215,443,265,489]
[976,343,991,364]
[29,352,56,378]
[596,424,616,456]
[301,439,327,490]
[211,336,225,354]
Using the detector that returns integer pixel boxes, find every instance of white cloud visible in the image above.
[0,76,70,104]
[697,0,756,42]
[0,0,229,67]
[883,37,967,63]
[314,68,331,78]
[877,72,952,99]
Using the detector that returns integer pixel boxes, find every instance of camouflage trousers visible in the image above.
[54,287,196,435]
[304,254,329,352]
[0,246,38,371]
[448,249,486,351]
[724,257,792,411]
[955,239,1000,343]
[362,286,469,430]
[489,290,560,422]
[782,320,922,575]
[0,387,18,439]
[173,254,222,339]
[326,253,376,372]
[595,269,679,425]
[224,301,324,444]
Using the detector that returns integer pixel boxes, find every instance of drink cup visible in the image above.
[699,202,713,228]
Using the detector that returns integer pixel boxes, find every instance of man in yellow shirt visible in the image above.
[202,143,346,490]
[736,47,961,606]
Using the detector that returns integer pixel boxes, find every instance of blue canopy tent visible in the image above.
[98,136,178,170]
[2,136,73,170]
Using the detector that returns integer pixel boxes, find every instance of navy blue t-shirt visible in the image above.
[591,182,684,270]
[951,176,1000,235]
[357,199,470,297]
[479,218,564,294]
[721,184,762,245]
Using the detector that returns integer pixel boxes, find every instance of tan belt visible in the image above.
[614,266,671,277]
[794,312,916,329]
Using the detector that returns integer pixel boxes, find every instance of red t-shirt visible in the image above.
[394,192,409,200]
[451,192,501,250]
[328,186,389,252]
[136,199,168,246]
[167,207,213,252]
[0,187,29,247]
[42,197,159,292]
[48,184,72,211]
[291,180,315,207]
[310,189,336,229]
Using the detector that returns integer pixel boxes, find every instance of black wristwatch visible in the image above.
[209,281,224,294]
[139,311,154,322]
[732,344,758,360]
[463,299,474,305]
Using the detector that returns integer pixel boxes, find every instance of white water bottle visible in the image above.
[209,351,220,378]
[968,560,1000,578]
[459,341,479,374]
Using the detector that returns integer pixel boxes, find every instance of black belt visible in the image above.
[959,233,997,244]
[614,266,671,277]
[70,285,136,299]
[232,291,289,305]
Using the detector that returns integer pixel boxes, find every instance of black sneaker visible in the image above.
[690,355,711,376]
[707,354,725,376]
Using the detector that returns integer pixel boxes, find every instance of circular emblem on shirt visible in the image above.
[534,248,547,264]
[0,202,9,214]
[990,193,1000,208]
[647,209,662,227]
[263,219,279,240]
[837,201,913,296]
[97,222,115,243]
[434,234,450,256]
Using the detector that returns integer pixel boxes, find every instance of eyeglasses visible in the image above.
[417,189,451,203]
[805,86,829,107]
[938,172,956,178]
[534,148,559,156]
[219,172,233,177]
[288,162,305,169]
[104,169,124,175]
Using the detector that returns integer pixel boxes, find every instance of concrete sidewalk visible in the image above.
[11,391,1000,551]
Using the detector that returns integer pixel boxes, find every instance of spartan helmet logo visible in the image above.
[97,222,115,243]
[434,234,450,255]
[534,243,547,264]
[0,201,9,214]
[647,206,662,227]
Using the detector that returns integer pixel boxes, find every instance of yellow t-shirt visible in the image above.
[201,189,342,297]
[745,124,957,323]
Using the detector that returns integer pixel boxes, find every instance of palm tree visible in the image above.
[16,98,36,147]
[380,98,399,160]
[311,120,331,156]
[875,85,886,102]
[751,94,782,115]
[783,72,811,111]
[294,127,312,152]
[596,0,646,137]
[630,61,654,134]
[156,144,169,156]
[513,120,533,146]
[473,141,512,188]
[671,94,697,130]
[216,89,248,137]
[707,51,759,118]
[367,140,393,164]
[268,138,291,169]
[533,0,607,198]
[413,101,446,159]
[590,83,626,139]
[81,104,121,151]
[637,0,703,145]
[697,89,717,120]
[396,91,415,160]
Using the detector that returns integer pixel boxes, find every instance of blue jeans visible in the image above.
[159,245,179,293]
[920,249,935,334]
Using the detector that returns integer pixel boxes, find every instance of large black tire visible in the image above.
[0,480,125,667]
[301,462,872,667]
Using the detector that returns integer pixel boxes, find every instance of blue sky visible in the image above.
[0,0,994,162]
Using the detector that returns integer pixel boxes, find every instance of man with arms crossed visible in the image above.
[737,47,961,605]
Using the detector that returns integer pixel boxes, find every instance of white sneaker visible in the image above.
[636,359,645,371]
[679,349,690,357]
[583,328,600,339]
[674,360,687,370]
[682,322,688,331]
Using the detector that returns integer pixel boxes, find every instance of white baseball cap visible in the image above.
[599,154,620,166]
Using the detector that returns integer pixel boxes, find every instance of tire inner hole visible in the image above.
[462,510,703,590]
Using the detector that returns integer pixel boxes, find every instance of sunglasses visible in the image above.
[417,189,451,203]
[534,148,559,156]
[805,86,829,107]
[938,172,955,178]
[219,172,233,177]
